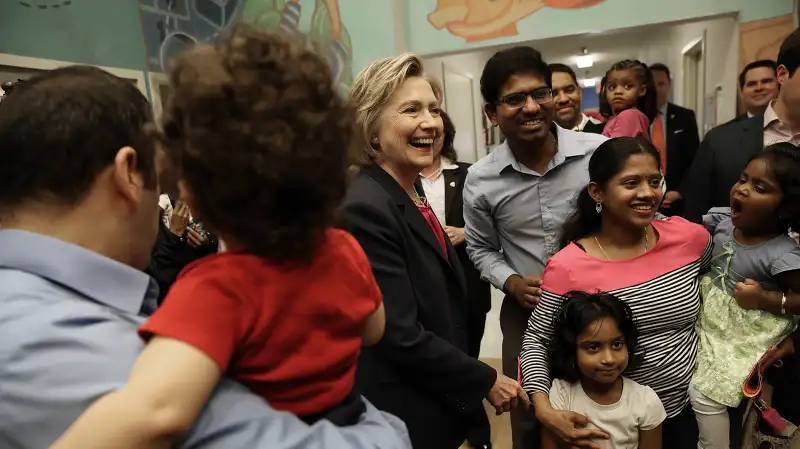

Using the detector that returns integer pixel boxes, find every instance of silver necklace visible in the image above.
[594,227,649,261]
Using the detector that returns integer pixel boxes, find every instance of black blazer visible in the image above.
[340,164,496,449]
[680,114,764,223]
[664,103,701,197]
[443,162,491,316]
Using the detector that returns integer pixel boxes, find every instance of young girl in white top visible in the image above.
[542,291,666,449]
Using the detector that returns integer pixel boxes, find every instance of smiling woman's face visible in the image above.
[375,76,443,176]
[590,153,663,230]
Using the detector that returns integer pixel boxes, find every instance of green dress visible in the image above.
[691,210,799,407]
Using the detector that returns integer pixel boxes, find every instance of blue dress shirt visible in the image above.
[0,230,410,449]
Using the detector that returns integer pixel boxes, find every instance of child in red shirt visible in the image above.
[50,26,385,449]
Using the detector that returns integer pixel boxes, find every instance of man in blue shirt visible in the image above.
[0,66,409,449]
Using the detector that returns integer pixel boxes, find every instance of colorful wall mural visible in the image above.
[137,0,354,92]
[241,0,354,93]
[427,0,607,43]
[407,0,795,56]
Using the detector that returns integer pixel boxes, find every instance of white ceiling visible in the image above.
[472,23,676,83]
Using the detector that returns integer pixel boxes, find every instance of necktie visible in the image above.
[652,114,667,176]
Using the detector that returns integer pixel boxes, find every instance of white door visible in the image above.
[443,65,478,163]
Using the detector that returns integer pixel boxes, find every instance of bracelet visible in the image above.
[781,293,787,315]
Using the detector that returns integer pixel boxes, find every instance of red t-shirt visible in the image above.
[139,229,382,416]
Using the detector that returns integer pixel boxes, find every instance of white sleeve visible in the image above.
[548,379,571,411]
[638,384,667,431]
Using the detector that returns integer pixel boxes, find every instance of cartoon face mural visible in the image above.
[138,0,353,93]
[427,0,607,43]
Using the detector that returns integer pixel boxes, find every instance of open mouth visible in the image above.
[408,138,434,151]
[731,198,744,219]
[521,117,544,129]
[631,204,654,215]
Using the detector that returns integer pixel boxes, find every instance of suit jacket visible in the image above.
[582,120,605,134]
[680,114,764,223]
[340,164,496,449]
[664,103,701,197]
[442,162,492,317]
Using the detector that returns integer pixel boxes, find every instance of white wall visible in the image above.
[422,51,492,163]
[637,16,739,131]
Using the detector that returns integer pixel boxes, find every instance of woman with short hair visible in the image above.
[341,53,527,449]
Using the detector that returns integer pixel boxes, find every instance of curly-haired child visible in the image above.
[50,25,386,449]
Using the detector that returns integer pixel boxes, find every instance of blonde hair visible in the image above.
[348,53,442,167]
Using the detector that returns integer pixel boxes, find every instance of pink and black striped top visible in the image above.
[520,217,712,417]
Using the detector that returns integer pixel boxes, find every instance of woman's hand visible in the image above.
[186,227,210,249]
[169,202,190,236]
[763,336,795,371]
[486,372,530,415]
[444,226,466,246]
[534,396,609,449]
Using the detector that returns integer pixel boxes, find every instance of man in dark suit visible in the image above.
[728,60,779,124]
[648,63,701,216]
[682,30,800,224]
[548,63,605,134]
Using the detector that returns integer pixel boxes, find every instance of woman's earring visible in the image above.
[596,203,603,214]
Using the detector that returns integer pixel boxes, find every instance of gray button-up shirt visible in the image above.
[0,230,410,449]
[464,126,607,288]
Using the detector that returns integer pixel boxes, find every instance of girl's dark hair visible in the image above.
[598,60,658,122]
[440,110,458,162]
[559,137,661,248]
[549,291,640,384]
[751,142,800,232]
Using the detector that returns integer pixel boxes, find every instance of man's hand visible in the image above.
[169,202,190,236]
[186,227,210,249]
[504,274,543,309]
[536,406,610,449]
[735,278,767,310]
[660,191,682,209]
[486,372,530,415]
[444,226,466,246]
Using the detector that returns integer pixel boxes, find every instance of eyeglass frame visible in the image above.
[496,87,554,109]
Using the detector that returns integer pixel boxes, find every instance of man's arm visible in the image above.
[462,173,515,290]
[0,303,410,449]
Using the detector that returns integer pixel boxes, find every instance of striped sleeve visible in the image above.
[519,258,570,395]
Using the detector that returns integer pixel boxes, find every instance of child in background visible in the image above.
[50,26,386,449]
[691,143,800,449]
[542,291,666,449]
[599,60,658,140]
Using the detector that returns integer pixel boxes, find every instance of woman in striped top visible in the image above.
[520,138,712,449]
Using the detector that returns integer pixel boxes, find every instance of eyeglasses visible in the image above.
[498,88,553,109]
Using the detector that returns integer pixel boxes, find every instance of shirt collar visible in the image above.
[0,230,156,315]
[659,103,668,117]
[495,124,594,173]
[764,100,780,129]
[441,157,458,170]
[573,114,591,131]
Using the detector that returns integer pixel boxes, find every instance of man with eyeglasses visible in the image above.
[463,47,608,449]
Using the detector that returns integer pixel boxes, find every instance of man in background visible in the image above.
[730,60,779,122]
[548,63,604,133]
[648,63,700,216]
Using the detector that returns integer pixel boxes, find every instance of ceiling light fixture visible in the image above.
[576,47,593,68]
[581,78,596,87]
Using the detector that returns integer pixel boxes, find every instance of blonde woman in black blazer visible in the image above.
[340,53,528,449]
